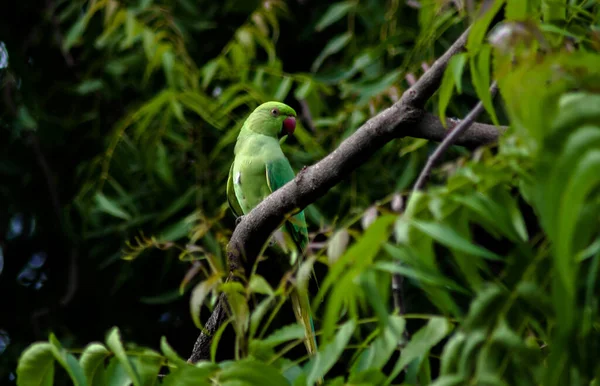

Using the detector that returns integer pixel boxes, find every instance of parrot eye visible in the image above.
[270,108,280,117]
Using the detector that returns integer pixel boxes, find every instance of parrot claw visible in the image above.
[235,215,245,226]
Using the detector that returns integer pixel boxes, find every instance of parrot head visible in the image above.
[247,101,297,138]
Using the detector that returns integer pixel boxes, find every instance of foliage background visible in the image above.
[1,0,600,385]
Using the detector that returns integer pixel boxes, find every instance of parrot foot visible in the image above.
[235,215,245,226]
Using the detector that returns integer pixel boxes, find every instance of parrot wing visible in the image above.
[227,162,244,218]
[265,157,318,359]
[265,157,309,253]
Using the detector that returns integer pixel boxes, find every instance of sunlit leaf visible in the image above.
[327,229,350,264]
[219,358,289,386]
[389,317,452,381]
[411,220,502,260]
[16,343,55,386]
[315,1,356,31]
[190,274,222,329]
[306,319,356,385]
[438,53,468,125]
[311,32,352,72]
[105,328,141,386]
[48,334,87,386]
[80,343,111,386]
[94,193,131,221]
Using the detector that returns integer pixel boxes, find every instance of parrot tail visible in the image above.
[290,289,318,356]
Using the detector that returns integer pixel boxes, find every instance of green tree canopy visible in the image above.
[2,0,600,385]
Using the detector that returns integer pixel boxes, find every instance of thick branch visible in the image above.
[189,26,506,362]
[410,112,504,149]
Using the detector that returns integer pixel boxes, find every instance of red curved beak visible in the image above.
[283,116,296,135]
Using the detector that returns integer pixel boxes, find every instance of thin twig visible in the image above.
[412,81,499,192]
[390,81,500,319]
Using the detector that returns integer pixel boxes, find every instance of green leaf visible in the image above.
[306,320,356,385]
[411,220,502,260]
[16,343,55,386]
[315,1,356,31]
[105,328,142,386]
[162,362,218,386]
[140,288,186,305]
[294,80,313,100]
[251,323,305,351]
[156,186,197,223]
[249,296,275,339]
[439,332,467,375]
[160,337,185,364]
[311,32,352,72]
[248,274,274,296]
[349,369,387,385]
[553,93,600,132]
[467,0,506,53]
[327,229,350,264]
[463,285,505,330]
[131,348,163,386]
[162,50,176,88]
[506,0,538,19]
[158,216,194,242]
[274,77,293,101]
[351,315,405,375]
[155,142,176,188]
[190,274,221,329]
[161,339,219,385]
[94,193,131,221]
[220,281,249,337]
[542,0,566,21]
[374,260,466,293]
[75,79,104,95]
[103,357,131,386]
[219,359,290,386]
[430,374,468,386]
[470,45,499,126]
[80,343,111,386]
[438,53,468,125]
[319,215,397,302]
[489,320,539,360]
[556,150,600,294]
[389,317,452,381]
[63,16,88,51]
[454,191,525,243]
[49,334,87,386]
[317,216,396,339]
[17,106,38,131]
[360,268,390,328]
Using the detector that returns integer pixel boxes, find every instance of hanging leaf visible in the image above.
[315,2,356,31]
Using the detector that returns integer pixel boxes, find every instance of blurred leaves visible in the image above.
[6,0,600,385]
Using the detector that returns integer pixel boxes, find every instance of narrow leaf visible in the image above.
[306,319,356,385]
[411,220,502,260]
[315,2,356,31]
[105,328,142,386]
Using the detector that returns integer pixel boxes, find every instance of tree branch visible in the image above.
[412,82,500,192]
[188,26,506,362]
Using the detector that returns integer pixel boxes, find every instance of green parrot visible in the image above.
[227,101,317,356]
